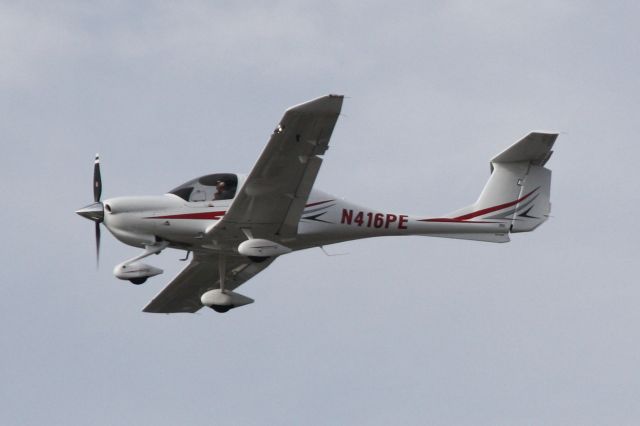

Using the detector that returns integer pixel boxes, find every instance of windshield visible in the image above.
[168,173,238,202]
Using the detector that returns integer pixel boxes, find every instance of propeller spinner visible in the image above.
[76,154,104,266]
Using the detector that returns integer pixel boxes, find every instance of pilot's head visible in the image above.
[216,181,226,192]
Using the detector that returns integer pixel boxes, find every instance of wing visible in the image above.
[215,94,344,239]
[142,254,275,313]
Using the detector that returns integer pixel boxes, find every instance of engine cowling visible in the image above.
[201,289,254,313]
[113,261,163,284]
[237,239,291,257]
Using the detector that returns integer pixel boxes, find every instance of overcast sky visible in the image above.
[1,1,639,425]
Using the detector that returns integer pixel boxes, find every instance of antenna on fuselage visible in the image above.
[319,246,348,257]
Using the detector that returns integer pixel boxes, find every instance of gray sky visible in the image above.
[1,1,639,425]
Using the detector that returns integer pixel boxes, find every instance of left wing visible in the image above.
[143,253,275,313]
[213,94,344,240]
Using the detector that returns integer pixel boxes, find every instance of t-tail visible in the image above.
[424,132,557,242]
[301,132,557,246]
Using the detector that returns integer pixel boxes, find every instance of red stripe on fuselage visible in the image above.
[420,218,493,223]
[147,211,226,220]
[419,187,539,223]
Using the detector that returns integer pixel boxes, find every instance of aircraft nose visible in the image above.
[76,201,104,223]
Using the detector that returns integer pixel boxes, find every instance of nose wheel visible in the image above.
[113,241,169,283]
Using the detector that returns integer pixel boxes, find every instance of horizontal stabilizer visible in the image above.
[491,132,557,168]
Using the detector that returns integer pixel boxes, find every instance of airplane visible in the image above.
[76,94,557,314]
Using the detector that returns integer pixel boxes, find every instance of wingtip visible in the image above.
[529,130,560,137]
[287,94,344,114]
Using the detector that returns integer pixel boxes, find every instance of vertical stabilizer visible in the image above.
[445,132,557,233]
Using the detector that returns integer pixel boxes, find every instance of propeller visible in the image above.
[93,154,102,266]
[76,154,104,267]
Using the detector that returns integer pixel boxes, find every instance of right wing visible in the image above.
[142,254,275,313]
[212,94,343,241]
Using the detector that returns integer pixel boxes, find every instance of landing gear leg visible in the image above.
[126,240,170,265]
[219,254,226,293]
[211,255,231,313]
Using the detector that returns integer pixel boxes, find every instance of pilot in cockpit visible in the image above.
[214,180,231,200]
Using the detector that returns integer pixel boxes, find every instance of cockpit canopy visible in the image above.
[168,173,238,202]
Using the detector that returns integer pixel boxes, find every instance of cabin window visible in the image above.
[168,173,238,202]
[169,186,193,201]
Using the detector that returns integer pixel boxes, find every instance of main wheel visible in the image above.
[211,305,231,313]
[129,277,147,285]
[248,256,270,263]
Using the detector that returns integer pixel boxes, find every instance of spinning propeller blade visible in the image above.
[94,154,102,202]
[95,221,101,267]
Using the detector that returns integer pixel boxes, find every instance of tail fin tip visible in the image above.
[491,132,557,168]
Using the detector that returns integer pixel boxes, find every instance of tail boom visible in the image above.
[297,132,557,247]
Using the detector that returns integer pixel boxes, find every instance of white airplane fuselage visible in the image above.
[103,178,509,256]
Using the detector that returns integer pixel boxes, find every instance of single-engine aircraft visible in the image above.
[76,95,557,313]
